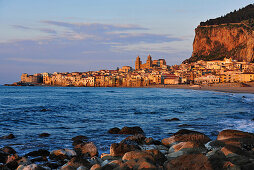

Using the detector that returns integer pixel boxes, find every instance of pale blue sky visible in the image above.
[0,0,253,84]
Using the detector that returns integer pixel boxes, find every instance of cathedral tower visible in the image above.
[135,56,141,70]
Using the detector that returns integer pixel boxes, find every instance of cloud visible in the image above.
[12,25,32,30]
[39,28,57,35]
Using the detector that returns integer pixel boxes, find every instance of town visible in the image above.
[19,55,254,87]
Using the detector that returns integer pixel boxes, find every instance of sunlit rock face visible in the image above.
[185,24,254,63]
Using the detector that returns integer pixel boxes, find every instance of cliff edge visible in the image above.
[184,4,254,63]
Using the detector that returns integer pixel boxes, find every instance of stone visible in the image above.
[144,137,154,145]
[121,134,146,145]
[31,156,48,163]
[145,149,167,165]
[221,145,245,156]
[161,136,177,147]
[0,151,7,164]
[62,156,91,170]
[1,134,15,139]
[164,153,213,170]
[110,143,141,157]
[1,146,16,155]
[90,164,101,170]
[108,127,120,134]
[17,164,45,170]
[101,153,121,161]
[75,142,98,157]
[118,126,144,135]
[173,129,211,144]
[165,118,180,121]
[122,151,154,162]
[217,129,254,141]
[72,135,88,142]
[172,141,206,152]
[25,149,50,157]
[39,133,50,137]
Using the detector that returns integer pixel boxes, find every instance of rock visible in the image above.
[1,134,15,139]
[43,162,60,169]
[17,164,45,170]
[171,141,206,152]
[90,164,101,170]
[0,151,7,164]
[161,136,177,147]
[165,118,180,121]
[50,149,76,162]
[205,140,225,150]
[72,135,88,146]
[101,153,121,161]
[164,153,213,170]
[17,157,31,166]
[178,124,191,127]
[119,158,157,169]
[108,127,120,134]
[1,146,16,155]
[221,145,245,156]
[217,129,254,141]
[144,137,154,145]
[173,129,211,144]
[31,156,48,163]
[61,156,91,170]
[121,134,146,145]
[40,108,50,112]
[122,151,154,162]
[146,149,167,165]
[77,166,88,170]
[110,143,141,157]
[39,133,50,137]
[118,126,144,135]
[74,142,98,157]
[25,149,50,157]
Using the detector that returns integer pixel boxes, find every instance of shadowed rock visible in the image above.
[110,143,141,157]
[1,134,15,139]
[39,133,50,138]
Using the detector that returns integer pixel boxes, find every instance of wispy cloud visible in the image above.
[12,25,32,30]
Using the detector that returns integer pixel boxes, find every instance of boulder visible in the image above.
[122,151,154,162]
[1,146,16,155]
[25,149,50,157]
[172,141,206,152]
[72,135,88,146]
[119,158,157,169]
[61,156,91,170]
[90,164,101,170]
[118,126,144,135]
[108,127,120,134]
[75,142,98,157]
[121,134,146,145]
[173,129,211,144]
[217,129,254,141]
[17,164,45,170]
[164,154,213,170]
[110,143,140,157]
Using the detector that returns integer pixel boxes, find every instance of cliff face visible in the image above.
[186,24,254,63]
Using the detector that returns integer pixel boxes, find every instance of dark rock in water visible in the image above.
[74,142,98,157]
[72,135,88,141]
[25,149,50,157]
[217,129,254,140]
[1,146,16,155]
[43,162,60,169]
[40,108,51,112]
[108,127,121,134]
[178,124,191,127]
[164,153,213,170]
[119,126,144,135]
[39,133,50,138]
[110,143,141,157]
[121,134,146,145]
[165,118,180,122]
[1,134,15,139]
[252,118,254,121]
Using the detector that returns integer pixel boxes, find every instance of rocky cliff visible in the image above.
[185,23,254,63]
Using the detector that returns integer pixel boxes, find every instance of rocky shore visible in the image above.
[1,127,254,170]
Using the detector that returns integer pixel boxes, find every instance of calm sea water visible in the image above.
[0,86,254,155]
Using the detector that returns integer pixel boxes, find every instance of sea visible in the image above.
[0,86,254,155]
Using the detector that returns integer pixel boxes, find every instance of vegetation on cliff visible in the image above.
[200,4,254,27]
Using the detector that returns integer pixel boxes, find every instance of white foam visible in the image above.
[219,119,254,133]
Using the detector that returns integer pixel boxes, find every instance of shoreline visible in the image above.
[3,83,254,94]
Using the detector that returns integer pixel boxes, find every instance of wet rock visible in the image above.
[39,133,50,138]
[5,156,19,170]
[17,164,45,170]
[110,143,141,157]
[75,142,98,157]
[144,137,154,145]
[171,141,206,152]
[40,108,50,112]
[217,129,254,141]
[0,151,7,164]
[31,156,48,163]
[164,153,213,170]
[119,157,157,169]
[61,156,91,170]
[72,135,88,142]
[108,127,120,134]
[161,136,178,147]
[90,164,101,170]
[101,153,121,161]
[221,145,245,156]
[146,149,167,165]
[122,151,154,162]
[43,162,60,169]
[174,129,211,143]
[17,157,31,166]
[121,134,146,145]
[118,126,144,135]
[1,134,15,139]
[25,149,50,157]
[1,146,16,155]
[165,118,180,121]
[205,140,225,150]
[50,149,76,162]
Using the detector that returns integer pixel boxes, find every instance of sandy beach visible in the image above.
[160,82,254,94]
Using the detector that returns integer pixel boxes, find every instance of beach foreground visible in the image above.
[1,127,254,170]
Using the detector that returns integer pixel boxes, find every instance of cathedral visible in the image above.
[135,55,166,70]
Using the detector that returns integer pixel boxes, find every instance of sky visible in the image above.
[0,0,253,84]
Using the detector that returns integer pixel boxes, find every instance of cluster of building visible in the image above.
[20,55,254,87]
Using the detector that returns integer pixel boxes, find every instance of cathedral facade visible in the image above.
[135,55,166,70]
